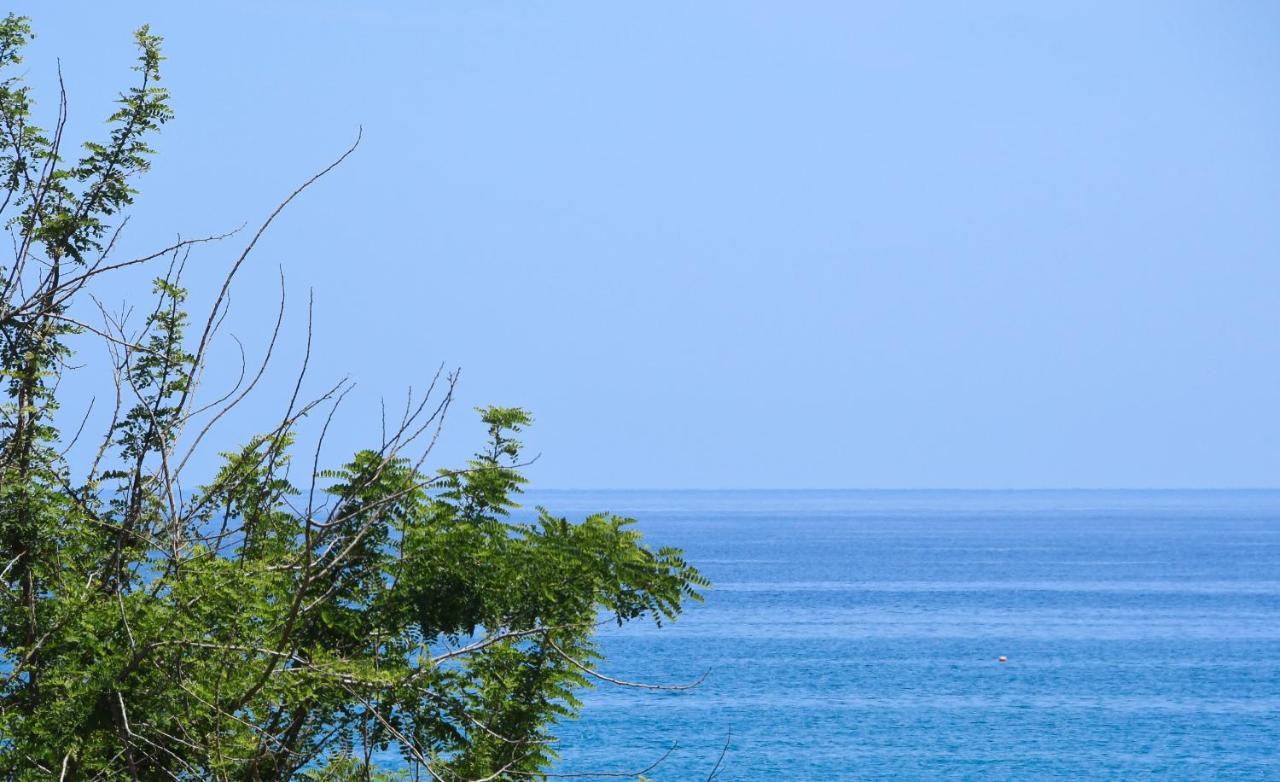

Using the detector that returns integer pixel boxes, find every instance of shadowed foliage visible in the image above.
[0,16,705,780]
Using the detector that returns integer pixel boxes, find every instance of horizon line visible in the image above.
[525,486,1280,493]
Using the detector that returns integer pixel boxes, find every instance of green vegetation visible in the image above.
[0,16,705,780]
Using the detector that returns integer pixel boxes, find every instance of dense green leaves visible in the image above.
[0,17,705,780]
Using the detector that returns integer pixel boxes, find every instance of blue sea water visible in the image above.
[514,490,1280,781]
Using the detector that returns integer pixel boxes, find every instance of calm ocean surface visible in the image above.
[512,490,1280,781]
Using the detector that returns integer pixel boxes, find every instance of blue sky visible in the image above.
[17,2,1280,488]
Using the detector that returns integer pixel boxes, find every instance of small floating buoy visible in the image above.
[997,656,1008,663]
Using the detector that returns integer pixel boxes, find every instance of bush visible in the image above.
[0,16,705,780]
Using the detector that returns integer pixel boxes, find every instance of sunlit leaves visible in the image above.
[0,17,705,780]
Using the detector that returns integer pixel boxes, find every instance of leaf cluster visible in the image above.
[0,16,705,781]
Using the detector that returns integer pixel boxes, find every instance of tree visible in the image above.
[0,16,706,780]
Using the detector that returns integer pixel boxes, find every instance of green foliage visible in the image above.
[0,16,705,780]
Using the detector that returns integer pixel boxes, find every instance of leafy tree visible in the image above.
[0,16,706,780]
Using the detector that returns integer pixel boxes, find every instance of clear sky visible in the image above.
[16,2,1280,488]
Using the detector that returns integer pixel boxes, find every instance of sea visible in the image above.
[511,490,1280,781]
